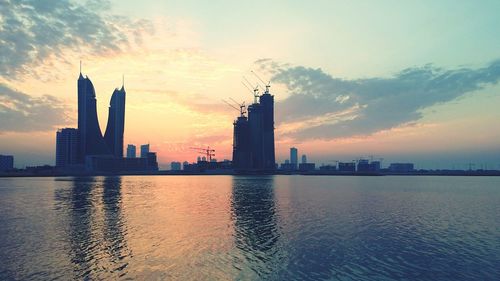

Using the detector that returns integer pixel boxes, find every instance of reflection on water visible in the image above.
[1,176,500,280]
[53,177,130,279]
[230,176,286,279]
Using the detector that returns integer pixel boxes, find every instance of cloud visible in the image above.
[0,83,72,132]
[256,59,500,141]
[0,0,153,78]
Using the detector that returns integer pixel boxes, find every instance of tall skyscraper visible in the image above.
[232,114,251,170]
[104,82,126,158]
[259,86,275,170]
[56,128,79,167]
[140,144,150,158]
[232,85,275,172]
[126,144,136,158]
[77,68,111,162]
[248,102,263,169]
[290,147,298,170]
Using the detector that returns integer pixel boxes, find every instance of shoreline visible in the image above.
[2,170,500,178]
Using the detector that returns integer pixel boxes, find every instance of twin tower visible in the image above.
[77,70,125,162]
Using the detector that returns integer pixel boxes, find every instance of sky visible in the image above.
[1,0,500,169]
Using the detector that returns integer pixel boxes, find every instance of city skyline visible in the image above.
[1,1,500,169]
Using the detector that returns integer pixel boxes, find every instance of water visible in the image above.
[0,176,499,280]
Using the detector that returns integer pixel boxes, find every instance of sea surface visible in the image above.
[0,176,499,280]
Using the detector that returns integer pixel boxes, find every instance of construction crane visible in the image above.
[251,70,271,93]
[229,97,246,117]
[190,146,215,162]
[222,99,246,117]
[243,76,260,103]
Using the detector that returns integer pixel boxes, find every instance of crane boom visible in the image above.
[251,70,271,93]
[222,99,240,112]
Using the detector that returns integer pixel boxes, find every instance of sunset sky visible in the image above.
[1,0,500,169]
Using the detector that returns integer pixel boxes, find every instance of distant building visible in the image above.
[140,144,150,158]
[183,161,189,170]
[299,163,315,172]
[301,154,307,164]
[0,155,14,171]
[338,162,356,172]
[290,147,298,170]
[146,152,159,171]
[280,162,295,171]
[171,161,181,171]
[389,163,414,173]
[319,164,336,171]
[357,160,381,172]
[56,128,79,167]
[126,144,136,158]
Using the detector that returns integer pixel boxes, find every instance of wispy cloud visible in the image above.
[0,83,72,132]
[256,59,500,141]
[0,0,153,78]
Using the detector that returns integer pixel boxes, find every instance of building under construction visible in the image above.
[231,84,275,172]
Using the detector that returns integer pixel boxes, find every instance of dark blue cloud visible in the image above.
[256,59,500,140]
[0,83,72,132]
[0,0,153,77]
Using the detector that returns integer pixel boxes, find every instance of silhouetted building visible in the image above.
[290,147,298,170]
[0,155,14,171]
[146,152,159,171]
[357,159,370,172]
[140,144,150,158]
[371,161,381,171]
[319,164,337,171]
[104,84,126,158]
[183,159,232,173]
[232,86,275,172]
[280,162,295,171]
[126,144,136,158]
[301,154,307,164]
[232,115,251,171]
[299,163,315,172]
[338,162,356,172]
[56,128,79,167]
[356,160,381,172]
[260,88,275,170]
[248,102,263,169]
[171,161,181,171]
[77,70,112,162]
[183,161,189,170]
[389,163,414,172]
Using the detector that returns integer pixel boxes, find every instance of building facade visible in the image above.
[77,71,112,162]
[56,128,79,167]
[104,86,126,158]
[232,87,275,172]
[140,144,150,158]
[290,147,298,170]
[126,144,136,158]
[0,155,14,171]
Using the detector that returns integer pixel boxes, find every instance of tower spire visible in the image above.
[78,60,84,79]
[121,74,125,90]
